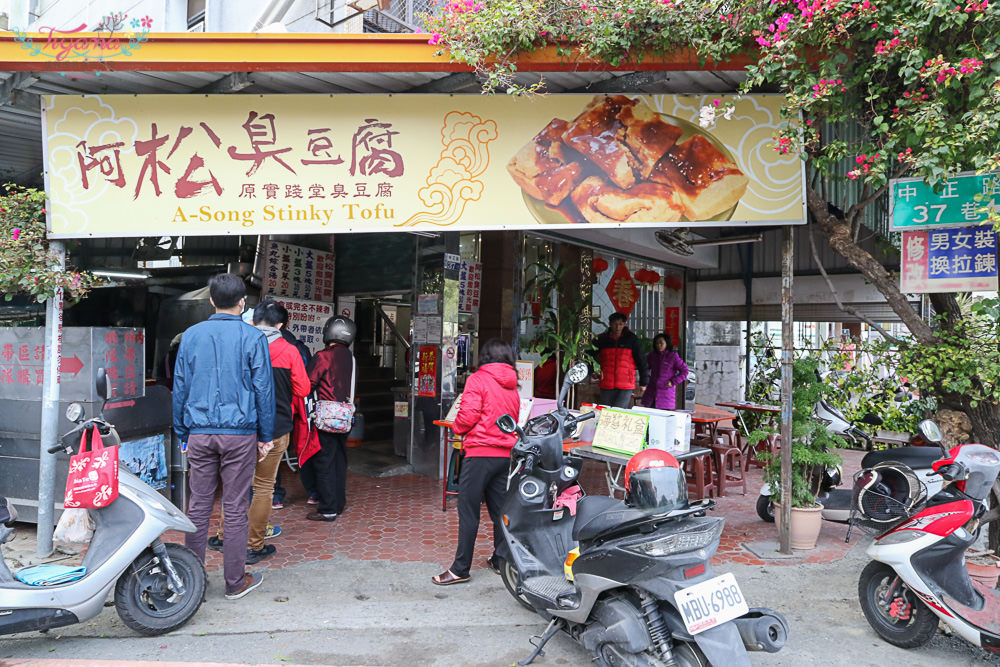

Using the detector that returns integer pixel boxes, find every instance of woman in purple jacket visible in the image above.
[641,333,689,411]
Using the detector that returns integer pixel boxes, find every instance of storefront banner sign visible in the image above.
[458,260,482,313]
[515,360,534,400]
[665,307,681,346]
[417,345,438,397]
[43,94,804,238]
[268,296,333,353]
[891,171,1000,231]
[900,227,998,293]
[261,239,334,302]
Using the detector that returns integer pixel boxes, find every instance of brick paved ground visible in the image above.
[171,447,868,573]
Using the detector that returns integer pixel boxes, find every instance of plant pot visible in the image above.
[966,552,1000,589]
[773,501,824,550]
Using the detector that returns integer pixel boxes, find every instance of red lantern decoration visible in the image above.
[664,274,684,291]
[593,257,609,274]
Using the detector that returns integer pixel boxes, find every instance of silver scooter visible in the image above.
[0,368,205,636]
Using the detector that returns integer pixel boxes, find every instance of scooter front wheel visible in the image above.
[858,561,938,649]
[115,542,206,636]
[756,495,775,523]
[497,557,533,611]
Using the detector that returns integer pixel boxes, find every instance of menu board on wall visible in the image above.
[261,240,335,302]
[458,261,482,313]
[268,297,333,354]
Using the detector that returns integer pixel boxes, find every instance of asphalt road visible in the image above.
[1,543,998,666]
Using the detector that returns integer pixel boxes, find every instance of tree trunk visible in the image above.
[806,186,935,343]
[805,185,1000,553]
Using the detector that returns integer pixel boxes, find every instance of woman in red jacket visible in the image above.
[432,339,521,586]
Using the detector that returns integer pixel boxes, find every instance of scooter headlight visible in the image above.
[622,519,724,557]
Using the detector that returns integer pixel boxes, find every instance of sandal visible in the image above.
[432,569,470,586]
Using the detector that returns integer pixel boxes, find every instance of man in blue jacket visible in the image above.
[172,273,275,600]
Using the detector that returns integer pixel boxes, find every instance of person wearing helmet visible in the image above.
[305,315,358,521]
[432,339,521,586]
[624,448,689,513]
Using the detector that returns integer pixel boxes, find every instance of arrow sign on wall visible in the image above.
[59,355,84,376]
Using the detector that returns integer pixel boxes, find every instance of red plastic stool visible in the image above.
[685,451,717,500]
[710,444,746,496]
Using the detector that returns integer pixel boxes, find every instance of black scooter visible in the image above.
[495,362,788,667]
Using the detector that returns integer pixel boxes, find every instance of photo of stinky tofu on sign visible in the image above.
[507,95,750,224]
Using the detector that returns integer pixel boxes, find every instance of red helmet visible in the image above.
[624,448,688,512]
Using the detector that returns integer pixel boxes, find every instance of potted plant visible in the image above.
[522,260,598,406]
[749,356,846,550]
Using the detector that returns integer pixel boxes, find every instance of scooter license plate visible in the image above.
[674,572,749,635]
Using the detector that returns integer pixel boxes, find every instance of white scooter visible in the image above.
[0,368,205,636]
[856,419,1000,655]
[756,399,943,524]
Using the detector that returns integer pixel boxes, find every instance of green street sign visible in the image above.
[890,171,1000,230]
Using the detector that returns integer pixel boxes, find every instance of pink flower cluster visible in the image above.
[812,77,846,98]
[11,228,20,240]
[847,152,879,180]
[445,0,482,14]
[961,0,988,11]
[874,30,909,56]
[774,135,794,154]
[897,147,914,163]
[756,11,794,47]
[922,56,984,83]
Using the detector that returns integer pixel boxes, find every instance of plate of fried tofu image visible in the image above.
[507,95,750,225]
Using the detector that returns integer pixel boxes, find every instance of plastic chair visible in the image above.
[685,451,717,500]
[710,440,746,496]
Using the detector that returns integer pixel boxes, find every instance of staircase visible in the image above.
[354,351,396,443]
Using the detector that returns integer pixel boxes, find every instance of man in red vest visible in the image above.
[592,312,649,408]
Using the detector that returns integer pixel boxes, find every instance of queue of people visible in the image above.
[171,277,685,599]
[172,273,358,600]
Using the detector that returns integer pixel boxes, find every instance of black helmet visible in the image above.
[322,315,357,346]
[854,463,924,523]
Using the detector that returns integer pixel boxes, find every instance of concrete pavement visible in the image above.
[1,547,997,666]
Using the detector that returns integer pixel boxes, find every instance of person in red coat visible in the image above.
[432,338,521,585]
[591,312,649,408]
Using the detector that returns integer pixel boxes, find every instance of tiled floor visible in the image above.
[173,446,867,573]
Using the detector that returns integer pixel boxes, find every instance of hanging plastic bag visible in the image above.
[64,426,119,509]
[53,508,94,544]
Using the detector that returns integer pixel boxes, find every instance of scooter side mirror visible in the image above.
[918,419,943,445]
[566,362,590,385]
[95,367,111,402]
[496,414,518,434]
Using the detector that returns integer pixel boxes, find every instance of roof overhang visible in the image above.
[0,32,754,73]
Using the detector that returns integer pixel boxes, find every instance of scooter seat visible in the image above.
[861,446,941,470]
[572,495,645,543]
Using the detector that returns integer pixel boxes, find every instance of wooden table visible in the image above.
[715,400,780,438]
[570,444,712,497]
[688,403,736,441]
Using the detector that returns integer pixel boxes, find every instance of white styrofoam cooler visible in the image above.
[631,407,692,453]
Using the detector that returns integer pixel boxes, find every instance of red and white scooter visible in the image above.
[855,419,1000,654]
